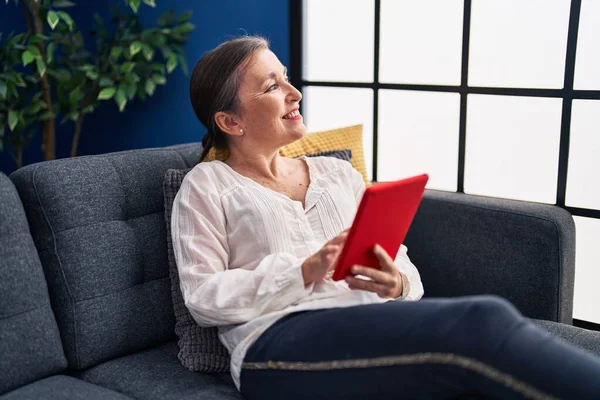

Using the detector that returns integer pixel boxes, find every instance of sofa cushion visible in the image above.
[9,144,201,370]
[162,149,354,373]
[163,167,230,373]
[0,172,67,395]
[530,319,600,358]
[0,375,132,400]
[75,341,243,400]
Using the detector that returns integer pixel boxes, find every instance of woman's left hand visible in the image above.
[345,244,404,299]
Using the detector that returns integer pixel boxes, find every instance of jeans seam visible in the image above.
[242,352,556,400]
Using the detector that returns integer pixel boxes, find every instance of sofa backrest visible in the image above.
[10,144,200,370]
[405,189,575,324]
[0,172,68,394]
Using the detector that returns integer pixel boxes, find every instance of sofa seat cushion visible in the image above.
[75,341,243,400]
[530,319,600,357]
[0,375,132,400]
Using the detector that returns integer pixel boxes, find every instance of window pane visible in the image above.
[380,0,463,85]
[574,0,600,90]
[464,95,562,203]
[302,86,374,179]
[573,216,600,324]
[566,100,600,210]
[378,90,460,191]
[468,0,570,88]
[304,0,374,82]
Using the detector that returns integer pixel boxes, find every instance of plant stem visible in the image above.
[71,113,84,157]
[26,0,56,161]
[70,85,100,157]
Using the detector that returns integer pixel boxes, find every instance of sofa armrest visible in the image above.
[404,189,575,324]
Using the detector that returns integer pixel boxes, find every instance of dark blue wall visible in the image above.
[0,0,289,174]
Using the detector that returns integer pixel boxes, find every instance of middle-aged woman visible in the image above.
[172,36,600,399]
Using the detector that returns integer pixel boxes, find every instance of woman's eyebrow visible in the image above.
[261,67,288,84]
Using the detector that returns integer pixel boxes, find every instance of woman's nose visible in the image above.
[286,82,302,103]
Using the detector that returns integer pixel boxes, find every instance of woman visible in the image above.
[172,36,600,399]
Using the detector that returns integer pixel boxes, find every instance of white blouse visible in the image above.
[171,156,424,390]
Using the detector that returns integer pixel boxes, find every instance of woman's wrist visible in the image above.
[399,272,409,299]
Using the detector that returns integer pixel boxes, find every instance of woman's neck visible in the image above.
[225,149,291,181]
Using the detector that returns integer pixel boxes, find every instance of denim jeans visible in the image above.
[240,295,600,399]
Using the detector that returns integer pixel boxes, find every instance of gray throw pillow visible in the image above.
[162,148,353,373]
[163,168,231,373]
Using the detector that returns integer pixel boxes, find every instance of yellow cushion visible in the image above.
[202,124,370,185]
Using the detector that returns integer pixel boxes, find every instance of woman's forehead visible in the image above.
[244,50,285,82]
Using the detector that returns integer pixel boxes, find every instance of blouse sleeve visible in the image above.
[171,169,314,328]
[347,164,424,301]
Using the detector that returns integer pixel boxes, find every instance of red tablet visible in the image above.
[332,173,429,281]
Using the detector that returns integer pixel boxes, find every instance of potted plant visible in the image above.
[0,0,194,168]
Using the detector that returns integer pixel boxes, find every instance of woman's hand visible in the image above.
[345,244,406,299]
[302,230,349,285]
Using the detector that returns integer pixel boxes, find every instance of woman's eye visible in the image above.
[267,84,278,92]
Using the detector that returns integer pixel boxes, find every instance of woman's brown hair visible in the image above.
[189,36,269,163]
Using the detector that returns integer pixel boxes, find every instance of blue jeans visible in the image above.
[240,296,600,399]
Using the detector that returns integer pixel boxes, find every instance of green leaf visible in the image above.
[0,80,6,99]
[7,81,17,98]
[99,77,114,87]
[22,50,35,66]
[69,87,83,105]
[26,45,42,58]
[110,47,122,60]
[125,83,136,100]
[157,10,175,27]
[36,58,47,77]
[129,41,142,57]
[152,74,166,85]
[115,88,127,112]
[57,11,74,31]
[29,34,47,45]
[128,0,140,13]
[8,110,18,132]
[177,22,195,33]
[141,44,154,61]
[52,0,76,7]
[98,87,116,100]
[142,0,155,7]
[40,111,55,121]
[145,79,156,96]
[47,11,60,30]
[166,54,177,74]
[121,62,135,73]
[85,69,98,80]
[178,54,189,75]
[46,42,56,63]
[178,10,193,23]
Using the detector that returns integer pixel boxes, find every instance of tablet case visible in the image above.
[332,173,429,281]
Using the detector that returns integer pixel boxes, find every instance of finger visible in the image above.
[328,231,348,246]
[350,265,393,285]
[373,244,395,272]
[345,276,389,296]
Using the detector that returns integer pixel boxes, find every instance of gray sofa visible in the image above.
[1,142,599,399]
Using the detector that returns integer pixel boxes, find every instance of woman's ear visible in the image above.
[214,112,243,137]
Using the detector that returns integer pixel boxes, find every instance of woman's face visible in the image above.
[234,49,306,148]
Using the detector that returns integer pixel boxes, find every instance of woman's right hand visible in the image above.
[301,230,349,285]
